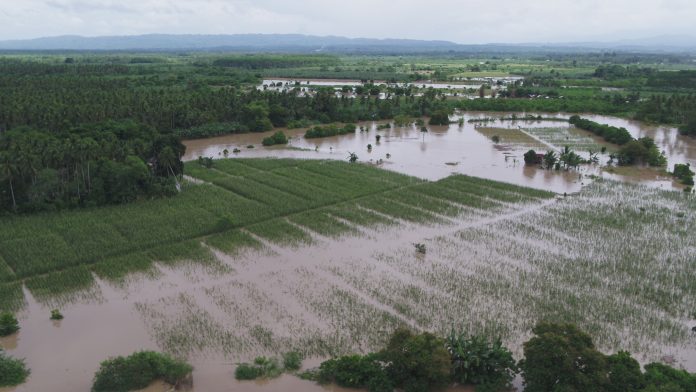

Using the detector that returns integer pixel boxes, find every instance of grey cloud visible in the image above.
[0,0,693,43]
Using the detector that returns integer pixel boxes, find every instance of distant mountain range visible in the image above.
[0,33,694,53]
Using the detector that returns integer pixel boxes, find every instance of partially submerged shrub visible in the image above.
[447,331,517,390]
[0,313,19,336]
[234,356,283,381]
[317,354,392,392]
[50,309,64,320]
[91,351,192,392]
[524,149,542,165]
[0,350,30,387]
[282,351,303,371]
[380,328,451,392]
[262,131,288,146]
[234,363,263,380]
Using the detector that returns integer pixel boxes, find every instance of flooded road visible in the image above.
[184,112,693,193]
[259,78,523,91]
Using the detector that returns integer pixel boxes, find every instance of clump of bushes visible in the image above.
[235,352,304,381]
[520,322,696,392]
[616,137,666,166]
[447,331,517,391]
[262,131,289,146]
[0,350,30,387]
[305,124,356,139]
[91,351,192,392]
[429,110,451,126]
[50,309,64,320]
[524,149,542,165]
[282,351,303,371]
[393,115,413,127]
[673,163,695,186]
[0,312,19,336]
[197,156,214,168]
[309,328,450,392]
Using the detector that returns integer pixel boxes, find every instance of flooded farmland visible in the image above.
[184,112,695,193]
[1,155,695,391]
[1,114,695,391]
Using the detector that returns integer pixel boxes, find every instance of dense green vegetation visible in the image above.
[520,322,696,392]
[212,54,339,69]
[306,323,696,392]
[0,120,184,212]
[91,351,192,392]
[234,351,304,380]
[673,163,695,186]
[0,350,30,387]
[569,115,633,145]
[0,312,19,336]
[261,131,289,146]
[305,124,356,138]
[311,328,450,392]
[568,116,666,166]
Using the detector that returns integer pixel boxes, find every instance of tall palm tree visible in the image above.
[0,153,18,210]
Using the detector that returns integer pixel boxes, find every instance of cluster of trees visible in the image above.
[261,131,289,146]
[521,322,696,392]
[92,351,192,392]
[457,92,632,115]
[428,110,451,126]
[635,94,696,131]
[0,60,453,138]
[305,124,357,139]
[646,70,696,89]
[672,163,695,186]
[304,323,696,392]
[524,147,587,171]
[593,65,655,80]
[568,116,666,167]
[615,137,667,166]
[569,115,633,145]
[0,120,184,213]
[211,54,339,69]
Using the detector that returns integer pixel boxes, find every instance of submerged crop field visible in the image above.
[0,158,548,311]
[1,158,695,390]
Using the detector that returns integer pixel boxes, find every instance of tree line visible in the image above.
[299,322,696,392]
[0,120,184,213]
[0,62,452,137]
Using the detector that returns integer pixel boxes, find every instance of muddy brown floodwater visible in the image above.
[0,210,501,392]
[184,112,696,193]
[3,112,695,391]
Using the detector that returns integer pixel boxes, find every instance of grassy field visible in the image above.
[0,158,553,311]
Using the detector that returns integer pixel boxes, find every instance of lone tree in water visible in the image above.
[0,313,19,336]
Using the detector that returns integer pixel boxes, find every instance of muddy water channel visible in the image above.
[185,112,695,193]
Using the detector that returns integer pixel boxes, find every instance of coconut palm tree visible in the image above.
[0,153,18,210]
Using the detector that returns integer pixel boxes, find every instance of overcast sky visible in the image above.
[0,0,693,43]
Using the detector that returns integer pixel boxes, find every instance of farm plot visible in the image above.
[522,126,605,151]
[0,158,553,311]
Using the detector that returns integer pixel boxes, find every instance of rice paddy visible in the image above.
[2,158,695,391]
